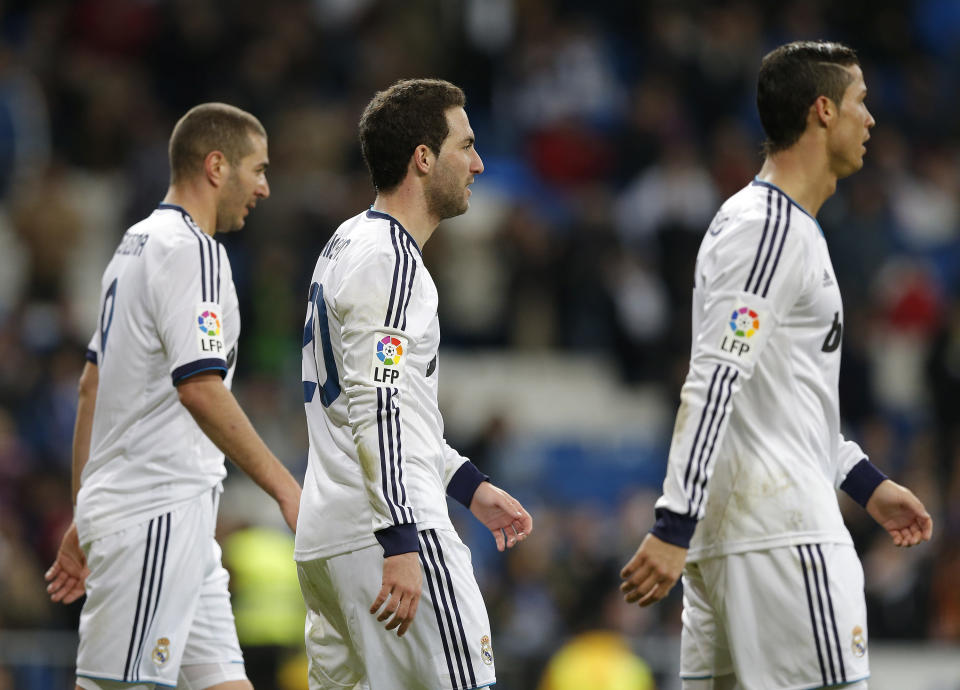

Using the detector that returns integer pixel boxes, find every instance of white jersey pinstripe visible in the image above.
[76,204,238,544]
[654,180,868,561]
[295,209,476,562]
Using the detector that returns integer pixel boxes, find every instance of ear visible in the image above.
[203,150,228,187]
[812,95,836,128]
[411,144,434,176]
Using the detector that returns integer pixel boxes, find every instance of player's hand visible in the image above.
[866,479,933,547]
[371,551,422,637]
[620,533,687,607]
[469,482,532,552]
[45,522,89,605]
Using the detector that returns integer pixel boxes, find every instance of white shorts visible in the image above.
[76,488,246,688]
[681,543,869,690]
[297,528,495,690]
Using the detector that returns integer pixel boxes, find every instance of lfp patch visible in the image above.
[729,307,760,338]
[716,300,767,363]
[196,302,225,357]
[370,332,407,386]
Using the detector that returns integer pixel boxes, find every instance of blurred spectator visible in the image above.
[1,1,959,687]
[538,630,655,690]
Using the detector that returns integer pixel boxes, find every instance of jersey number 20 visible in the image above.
[302,281,341,406]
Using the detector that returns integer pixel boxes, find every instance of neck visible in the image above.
[371,186,439,250]
[756,139,837,218]
[162,183,217,236]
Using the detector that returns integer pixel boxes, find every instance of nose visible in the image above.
[258,175,270,200]
[866,107,876,129]
[471,149,484,175]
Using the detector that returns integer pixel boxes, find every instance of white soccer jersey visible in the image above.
[295,209,484,562]
[654,179,871,561]
[76,203,238,543]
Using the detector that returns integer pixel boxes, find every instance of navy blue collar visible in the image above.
[366,208,422,255]
[751,178,824,236]
[158,202,195,223]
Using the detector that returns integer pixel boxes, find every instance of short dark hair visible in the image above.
[359,79,466,193]
[169,103,266,184]
[757,41,860,155]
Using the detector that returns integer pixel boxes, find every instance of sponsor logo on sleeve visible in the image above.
[196,302,225,357]
[370,332,407,386]
[720,306,761,358]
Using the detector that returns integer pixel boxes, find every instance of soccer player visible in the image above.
[620,41,933,690]
[44,103,302,690]
[295,78,533,690]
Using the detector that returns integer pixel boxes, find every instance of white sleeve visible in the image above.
[835,435,887,507]
[149,237,228,385]
[334,245,419,554]
[441,442,489,508]
[835,434,868,488]
[653,198,814,546]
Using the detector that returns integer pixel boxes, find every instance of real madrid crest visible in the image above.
[851,625,866,658]
[480,634,494,666]
[152,637,171,666]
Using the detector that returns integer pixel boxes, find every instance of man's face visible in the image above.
[216,133,270,232]
[424,107,484,221]
[828,65,875,179]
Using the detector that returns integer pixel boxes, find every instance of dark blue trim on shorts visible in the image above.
[171,359,227,385]
[840,459,887,508]
[800,674,870,690]
[85,348,98,364]
[447,462,489,508]
[78,673,177,688]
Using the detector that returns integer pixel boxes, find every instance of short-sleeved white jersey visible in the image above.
[295,209,473,562]
[654,180,867,561]
[76,203,238,543]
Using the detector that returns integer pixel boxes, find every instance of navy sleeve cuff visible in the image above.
[375,523,419,557]
[840,458,888,508]
[171,359,228,385]
[650,508,698,548]
[446,461,489,508]
[85,348,98,364]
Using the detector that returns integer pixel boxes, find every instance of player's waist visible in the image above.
[76,480,222,544]
[294,518,456,562]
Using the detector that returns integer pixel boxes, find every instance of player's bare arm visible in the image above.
[866,479,933,547]
[620,532,687,607]
[469,482,533,552]
[370,551,422,637]
[45,360,97,604]
[177,372,301,531]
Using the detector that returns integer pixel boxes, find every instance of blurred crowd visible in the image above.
[1,0,959,688]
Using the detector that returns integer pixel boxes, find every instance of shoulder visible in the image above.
[698,182,819,290]
[335,211,422,286]
[136,208,226,295]
[133,207,215,262]
[328,210,423,318]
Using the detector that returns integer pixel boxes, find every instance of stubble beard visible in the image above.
[425,165,469,221]
[216,174,247,232]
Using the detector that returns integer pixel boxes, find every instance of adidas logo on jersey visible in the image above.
[822,269,834,287]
